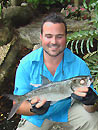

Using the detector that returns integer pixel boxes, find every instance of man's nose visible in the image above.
[51,37,56,44]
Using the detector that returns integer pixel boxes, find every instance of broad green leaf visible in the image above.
[83,0,88,9]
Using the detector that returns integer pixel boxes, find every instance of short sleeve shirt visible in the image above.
[14,47,95,127]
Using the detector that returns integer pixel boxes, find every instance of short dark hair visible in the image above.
[41,13,67,34]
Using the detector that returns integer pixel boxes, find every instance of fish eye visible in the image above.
[80,79,85,85]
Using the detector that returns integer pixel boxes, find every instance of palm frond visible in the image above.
[66,30,98,54]
[83,51,98,91]
[81,39,84,54]
[86,38,91,54]
[75,40,79,54]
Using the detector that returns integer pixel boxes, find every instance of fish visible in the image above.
[3,75,93,120]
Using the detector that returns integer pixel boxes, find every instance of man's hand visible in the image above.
[71,87,98,105]
[28,97,51,115]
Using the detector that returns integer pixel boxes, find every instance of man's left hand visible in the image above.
[71,87,98,105]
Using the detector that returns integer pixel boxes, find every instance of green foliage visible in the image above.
[26,0,66,9]
[83,0,98,28]
[66,0,98,91]
[63,4,89,20]
[83,51,98,92]
[66,30,98,54]
[66,0,98,54]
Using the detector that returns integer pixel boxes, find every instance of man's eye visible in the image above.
[46,35,52,38]
[57,35,63,38]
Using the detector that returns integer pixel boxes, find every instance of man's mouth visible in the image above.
[48,44,59,49]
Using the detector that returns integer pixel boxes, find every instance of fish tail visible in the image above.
[2,94,25,120]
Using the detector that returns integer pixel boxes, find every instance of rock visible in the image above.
[0,26,13,46]
[10,0,23,6]
[0,43,11,65]
[17,25,41,46]
[2,6,35,28]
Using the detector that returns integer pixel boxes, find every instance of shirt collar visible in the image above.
[31,47,43,62]
[64,48,75,63]
[31,47,75,63]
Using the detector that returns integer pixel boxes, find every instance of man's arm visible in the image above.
[15,100,35,116]
[71,87,98,113]
[83,103,98,113]
[15,97,47,116]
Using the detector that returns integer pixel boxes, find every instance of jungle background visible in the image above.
[0,0,98,129]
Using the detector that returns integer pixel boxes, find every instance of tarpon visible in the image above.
[3,75,93,120]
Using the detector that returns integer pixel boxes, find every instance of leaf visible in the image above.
[92,65,98,69]
[70,40,74,52]
[86,59,96,64]
[84,51,98,92]
[90,38,94,47]
[90,70,98,73]
[66,40,70,47]
[83,0,88,9]
[75,40,79,54]
[86,38,91,53]
[81,39,84,54]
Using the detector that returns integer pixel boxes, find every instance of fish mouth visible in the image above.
[86,76,93,87]
[70,76,93,91]
[90,77,93,83]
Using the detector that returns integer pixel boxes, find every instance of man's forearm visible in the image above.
[83,101,98,113]
[94,101,98,111]
[15,100,36,116]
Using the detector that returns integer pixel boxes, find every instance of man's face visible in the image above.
[40,22,67,57]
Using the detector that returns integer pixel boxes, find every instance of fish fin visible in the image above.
[2,94,19,102]
[40,75,52,85]
[7,102,22,120]
[2,94,25,120]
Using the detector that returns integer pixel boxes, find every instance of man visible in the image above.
[14,13,98,130]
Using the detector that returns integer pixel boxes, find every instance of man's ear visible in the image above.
[40,34,42,40]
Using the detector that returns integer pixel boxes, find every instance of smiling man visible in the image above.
[14,13,98,130]
[41,22,66,57]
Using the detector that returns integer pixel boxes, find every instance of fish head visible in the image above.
[71,76,93,91]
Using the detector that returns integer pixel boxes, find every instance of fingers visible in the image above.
[36,98,47,108]
[74,87,89,97]
[31,96,47,108]
[31,96,40,104]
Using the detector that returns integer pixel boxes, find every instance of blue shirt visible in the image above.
[14,47,95,127]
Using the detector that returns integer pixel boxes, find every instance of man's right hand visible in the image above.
[30,96,47,108]
[29,97,51,115]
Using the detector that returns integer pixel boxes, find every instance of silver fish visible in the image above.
[3,75,92,120]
